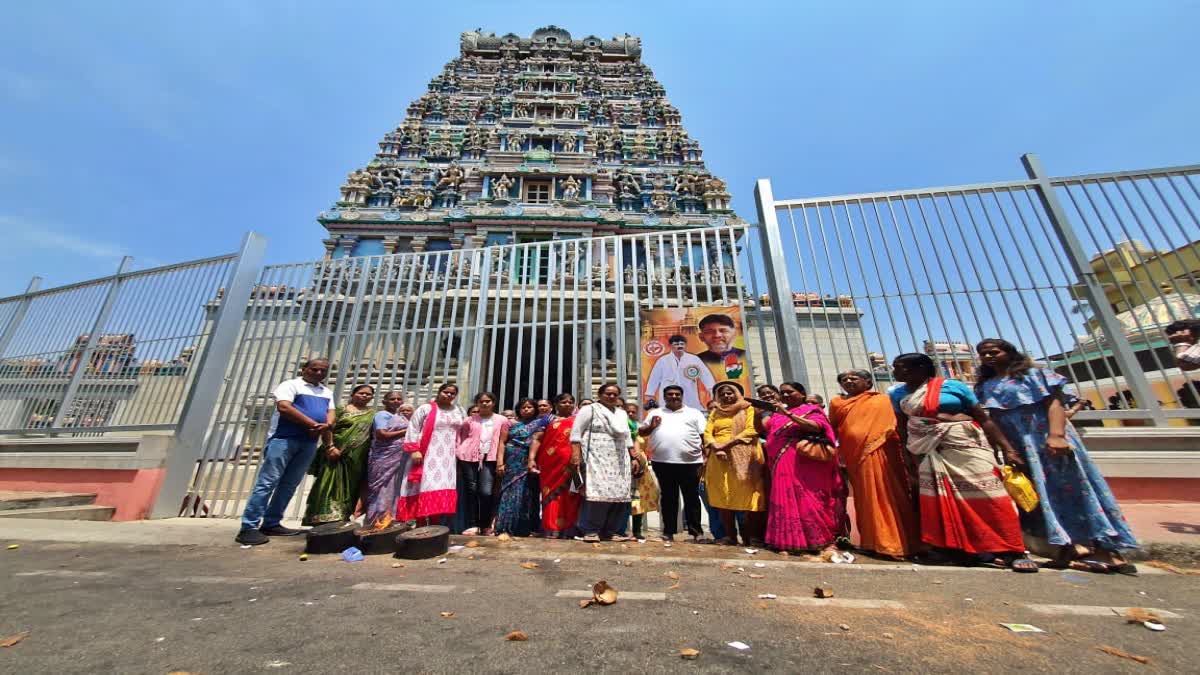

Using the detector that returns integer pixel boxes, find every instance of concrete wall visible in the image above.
[0,433,173,519]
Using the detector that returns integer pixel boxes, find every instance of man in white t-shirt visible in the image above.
[236,358,337,546]
[643,334,715,411]
[640,385,708,541]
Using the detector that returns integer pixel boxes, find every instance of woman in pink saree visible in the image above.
[756,381,848,554]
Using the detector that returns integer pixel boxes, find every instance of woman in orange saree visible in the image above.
[529,393,581,538]
[829,370,920,559]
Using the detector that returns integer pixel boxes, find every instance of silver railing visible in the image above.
[754,154,1200,425]
[183,224,784,518]
[0,251,244,436]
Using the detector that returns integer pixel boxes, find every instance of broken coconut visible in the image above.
[580,580,619,608]
[679,648,700,660]
[504,630,529,642]
[814,586,835,599]
[519,561,540,570]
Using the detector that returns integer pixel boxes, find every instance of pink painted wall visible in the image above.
[1107,477,1200,503]
[0,467,165,520]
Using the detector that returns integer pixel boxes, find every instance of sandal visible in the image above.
[1010,557,1040,574]
[1079,559,1138,576]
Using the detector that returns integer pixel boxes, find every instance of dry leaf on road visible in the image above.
[504,630,529,641]
[465,540,480,548]
[0,632,30,648]
[1125,608,1161,624]
[665,571,680,580]
[519,562,540,570]
[668,582,681,591]
[1098,645,1151,664]
[748,573,765,579]
[440,612,456,618]
[679,648,700,660]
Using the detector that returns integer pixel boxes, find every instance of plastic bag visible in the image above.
[1001,465,1039,512]
[341,546,365,562]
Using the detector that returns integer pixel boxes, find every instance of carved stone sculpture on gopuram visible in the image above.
[320,26,742,259]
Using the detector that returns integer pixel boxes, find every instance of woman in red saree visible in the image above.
[889,353,1037,571]
[529,393,580,538]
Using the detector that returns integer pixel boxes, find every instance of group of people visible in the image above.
[235,338,1140,575]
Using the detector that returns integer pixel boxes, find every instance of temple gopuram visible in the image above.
[319,26,743,257]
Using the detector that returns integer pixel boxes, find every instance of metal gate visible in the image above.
[185,224,780,518]
[754,154,1200,425]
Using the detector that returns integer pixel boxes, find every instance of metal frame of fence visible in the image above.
[754,153,1200,425]
[0,235,266,437]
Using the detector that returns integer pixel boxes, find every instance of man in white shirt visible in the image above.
[640,385,708,541]
[643,334,715,411]
[237,358,336,546]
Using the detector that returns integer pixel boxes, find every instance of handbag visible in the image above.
[1001,465,1039,512]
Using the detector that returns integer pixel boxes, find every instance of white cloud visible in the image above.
[1,216,131,260]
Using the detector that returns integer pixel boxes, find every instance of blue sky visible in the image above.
[2,1,1198,296]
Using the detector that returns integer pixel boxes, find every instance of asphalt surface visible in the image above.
[1,536,1196,674]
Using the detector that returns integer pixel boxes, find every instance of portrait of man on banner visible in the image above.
[640,306,751,412]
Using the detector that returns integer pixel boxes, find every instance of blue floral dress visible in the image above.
[494,415,550,536]
[976,369,1138,552]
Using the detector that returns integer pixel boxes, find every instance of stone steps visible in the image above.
[0,504,116,521]
[0,491,98,512]
[0,491,114,521]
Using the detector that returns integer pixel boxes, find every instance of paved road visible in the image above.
[1,536,1195,673]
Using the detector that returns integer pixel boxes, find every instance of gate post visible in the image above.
[753,178,809,384]
[151,232,268,518]
[1021,154,1167,426]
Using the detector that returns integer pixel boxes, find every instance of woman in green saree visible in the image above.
[303,384,376,525]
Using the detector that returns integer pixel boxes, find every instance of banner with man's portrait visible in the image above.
[639,305,751,412]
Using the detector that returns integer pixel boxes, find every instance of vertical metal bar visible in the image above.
[469,247,493,397]
[725,225,759,388]
[541,242,552,399]
[614,236,627,394]
[514,244,531,400]
[599,238,610,390]
[742,227,776,385]
[629,235,645,405]
[556,240,568,397]
[498,245,517,406]
[52,256,133,430]
[333,257,369,398]
[153,233,267,518]
[584,238,595,396]
[794,205,831,392]
[753,178,807,383]
[1022,153,1166,426]
[569,239,581,398]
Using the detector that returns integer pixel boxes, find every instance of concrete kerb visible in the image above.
[0,517,1193,573]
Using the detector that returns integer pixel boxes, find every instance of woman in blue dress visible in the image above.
[975,338,1138,574]
[494,398,549,536]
